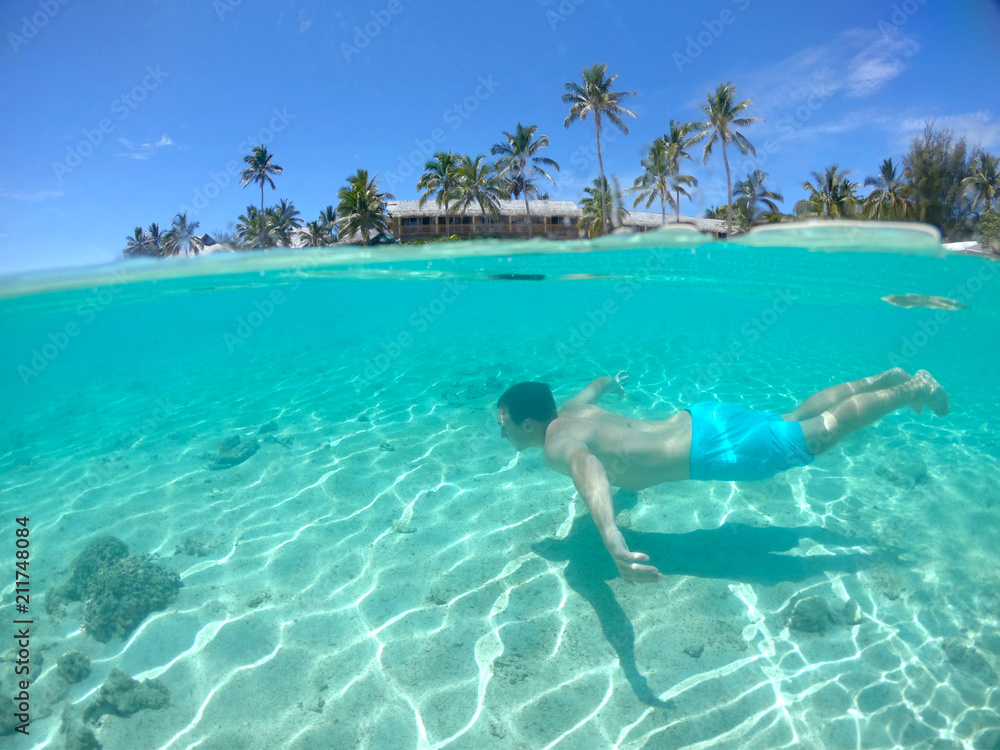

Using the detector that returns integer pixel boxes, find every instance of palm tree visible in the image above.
[268,199,302,246]
[146,223,163,256]
[734,170,784,225]
[337,169,395,246]
[417,152,460,235]
[580,176,627,237]
[962,152,1000,214]
[454,155,505,234]
[563,63,637,235]
[628,140,674,224]
[236,205,280,249]
[240,145,283,213]
[301,221,332,247]
[796,166,860,218]
[692,82,762,236]
[123,227,150,257]
[661,120,700,221]
[490,123,560,238]
[163,212,201,256]
[318,205,337,241]
[863,158,913,220]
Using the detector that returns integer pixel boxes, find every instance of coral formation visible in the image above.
[82,669,169,725]
[59,713,102,749]
[0,697,17,735]
[174,535,211,557]
[881,293,969,310]
[46,537,182,643]
[245,590,272,609]
[840,599,863,626]
[58,652,91,684]
[209,435,259,470]
[787,596,832,633]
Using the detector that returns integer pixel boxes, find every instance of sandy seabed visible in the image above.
[2,265,999,749]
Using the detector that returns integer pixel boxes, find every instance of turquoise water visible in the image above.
[2,225,999,749]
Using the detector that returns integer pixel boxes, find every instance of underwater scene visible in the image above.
[2,224,999,749]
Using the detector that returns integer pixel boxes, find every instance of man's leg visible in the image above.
[780,368,911,422]
[798,370,949,455]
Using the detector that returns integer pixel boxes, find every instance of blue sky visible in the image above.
[2,0,999,273]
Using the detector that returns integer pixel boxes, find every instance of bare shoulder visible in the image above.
[556,403,610,421]
[542,418,591,476]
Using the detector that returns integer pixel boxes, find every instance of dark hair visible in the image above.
[497,382,557,425]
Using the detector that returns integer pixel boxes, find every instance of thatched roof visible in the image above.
[624,212,727,234]
[385,199,725,233]
[386,199,579,218]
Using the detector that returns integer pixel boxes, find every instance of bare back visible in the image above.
[543,404,693,490]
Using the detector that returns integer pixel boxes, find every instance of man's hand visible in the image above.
[613,370,628,398]
[612,548,664,584]
[606,530,662,584]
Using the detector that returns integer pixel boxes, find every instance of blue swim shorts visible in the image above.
[687,402,814,481]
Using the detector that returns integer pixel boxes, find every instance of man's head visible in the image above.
[497,382,557,450]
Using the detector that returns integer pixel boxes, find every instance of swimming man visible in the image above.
[497,368,949,584]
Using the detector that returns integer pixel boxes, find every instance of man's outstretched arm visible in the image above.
[563,371,628,409]
[564,442,663,584]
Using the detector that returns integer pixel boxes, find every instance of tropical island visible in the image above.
[121,68,1000,258]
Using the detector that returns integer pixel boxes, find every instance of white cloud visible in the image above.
[299,9,311,33]
[0,188,64,202]
[847,56,905,97]
[843,28,916,97]
[893,112,1000,151]
[743,27,917,113]
[117,134,181,160]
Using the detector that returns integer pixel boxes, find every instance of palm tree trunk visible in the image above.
[595,114,607,236]
[675,187,681,222]
[721,138,733,237]
[524,194,532,239]
[260,179,265,214]
[661,194,666,225]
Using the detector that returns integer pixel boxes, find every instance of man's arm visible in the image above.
[563,371,628,409]
[563,441,663,584]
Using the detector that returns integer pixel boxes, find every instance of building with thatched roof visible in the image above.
[385,200,725,241]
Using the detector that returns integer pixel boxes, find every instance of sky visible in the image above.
[2,0,1000,273]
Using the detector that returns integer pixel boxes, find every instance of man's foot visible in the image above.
[913,370,950,417]
[877,367,912,388]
